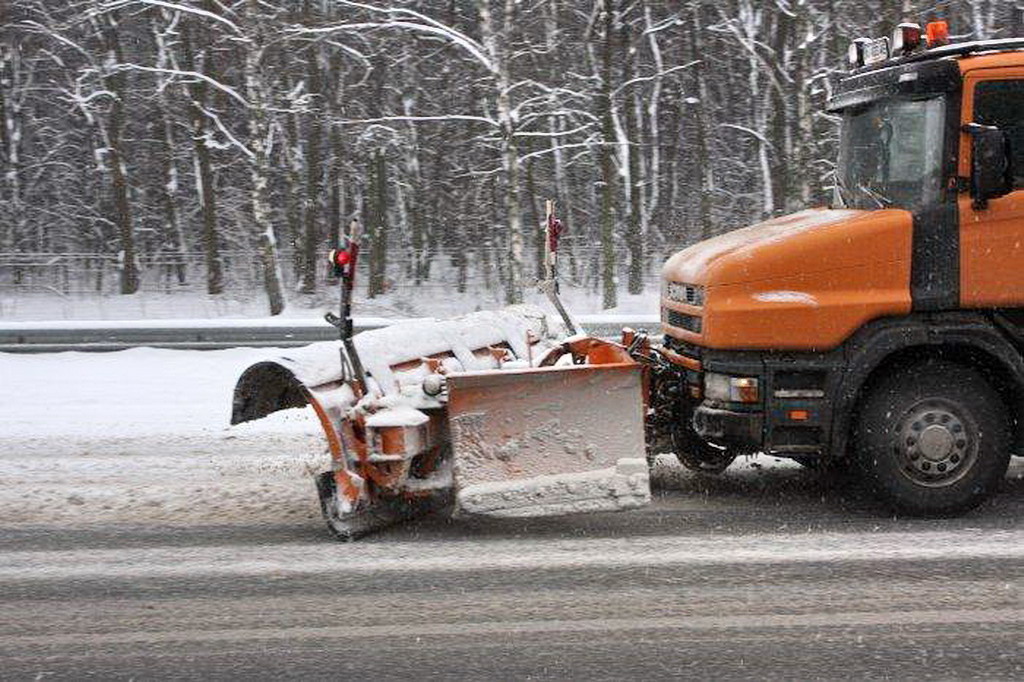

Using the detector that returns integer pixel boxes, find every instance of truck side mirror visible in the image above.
[964,123,1013,208]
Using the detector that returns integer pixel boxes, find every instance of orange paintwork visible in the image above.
[304,392,362,503]
[957,51,1024,78]
[659,50,1024,352]
[659,346,702,371]
[538,336,637,366]
[662,208,913,351]
[958,57,1024,308]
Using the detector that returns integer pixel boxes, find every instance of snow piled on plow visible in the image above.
[235,305,566,407]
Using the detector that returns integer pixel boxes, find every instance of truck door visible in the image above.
[959,69,1024,307]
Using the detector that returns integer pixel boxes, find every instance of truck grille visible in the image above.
[664,281,704,307]
[663,308,702,334]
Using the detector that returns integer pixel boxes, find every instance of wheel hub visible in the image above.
[917,424,955,461]
[896,403,974,485]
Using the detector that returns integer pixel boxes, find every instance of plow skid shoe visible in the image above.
[446,363,650,517]
[316,473,453,541]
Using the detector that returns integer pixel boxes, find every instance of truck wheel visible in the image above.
[675,447,736,474]
[853,361,1010,516]
[671,420,736,474]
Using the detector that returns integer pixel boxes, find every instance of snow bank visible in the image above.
[0,284,662,323]
[0,346,332,526]
[0,346,319,438]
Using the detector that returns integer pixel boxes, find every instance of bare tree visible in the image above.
[6,0,1014,308]
[243,0,286,314]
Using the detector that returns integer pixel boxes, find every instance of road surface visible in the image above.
[2,456,1022,680]
[1,347,1021,679]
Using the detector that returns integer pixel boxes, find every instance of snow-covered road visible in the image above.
[1,345,1022,528]
[0,345,801,528]
[1,348,1022,678]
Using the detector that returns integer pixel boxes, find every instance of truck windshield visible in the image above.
[835,96,946,210]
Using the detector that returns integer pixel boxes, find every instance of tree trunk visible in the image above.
[180,15,222,294]
[327,47,347,252]
[245,0,285,315]
[690,6,714,240]
[368,150,388,298]
[0,38,23,254]
[768,8,791,214]
[478,0,525,304]
[622,30,644,295]
[281,97,304,281]
[524,141,544,281]
[153,15,187,285]
[100,15,139,295]
[599,0,618,309]
[641,3,663,245]
[301,4,322,295]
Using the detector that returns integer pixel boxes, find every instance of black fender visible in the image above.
[829,312,1024,459]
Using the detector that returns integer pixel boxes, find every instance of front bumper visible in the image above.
[664,334,833,457]
[693,403,763,451]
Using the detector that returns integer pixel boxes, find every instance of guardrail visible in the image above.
[0,315,662,353]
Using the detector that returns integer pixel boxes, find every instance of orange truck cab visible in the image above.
[659,26,1024,515]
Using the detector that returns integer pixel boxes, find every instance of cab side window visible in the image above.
[974,80,1024,188]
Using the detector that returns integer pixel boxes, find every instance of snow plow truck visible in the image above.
[233,25,1024,539]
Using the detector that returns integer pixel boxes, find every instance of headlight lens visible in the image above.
[704,373,760,404]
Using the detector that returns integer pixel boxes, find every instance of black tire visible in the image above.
[316,471,452,541]
[671,418,736,474]
[853,360,1010,516]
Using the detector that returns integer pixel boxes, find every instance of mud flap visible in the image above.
[446,363,650,517]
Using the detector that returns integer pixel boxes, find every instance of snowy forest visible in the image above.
[1,0,1021,314]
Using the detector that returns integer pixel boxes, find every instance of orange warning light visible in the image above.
[925,20,949,47]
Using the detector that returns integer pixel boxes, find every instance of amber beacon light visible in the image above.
[925,20,949,47]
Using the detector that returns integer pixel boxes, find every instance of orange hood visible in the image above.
[662,208,911,286]
[661,207,914,350]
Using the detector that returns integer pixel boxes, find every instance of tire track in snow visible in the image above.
[2,608,1021,649]
[4,529,1024,581]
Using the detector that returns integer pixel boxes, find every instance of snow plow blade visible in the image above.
[230,306,652,539]
[447,363,649,516]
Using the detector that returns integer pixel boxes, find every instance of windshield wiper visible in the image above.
[856,183,893,209]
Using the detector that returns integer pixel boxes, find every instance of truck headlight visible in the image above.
[704,373,760,404]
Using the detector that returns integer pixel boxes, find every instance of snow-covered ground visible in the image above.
[1,347,329,526]
[0,346,804,529]
[3,347,1021,530]
[0,285,660,322]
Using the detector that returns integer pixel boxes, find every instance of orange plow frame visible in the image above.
[231,311,658,539]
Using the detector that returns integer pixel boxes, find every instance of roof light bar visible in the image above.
[848,37,872,67]
[849,36,891,67]
[847,18,955,70]
[892,23,922,56]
